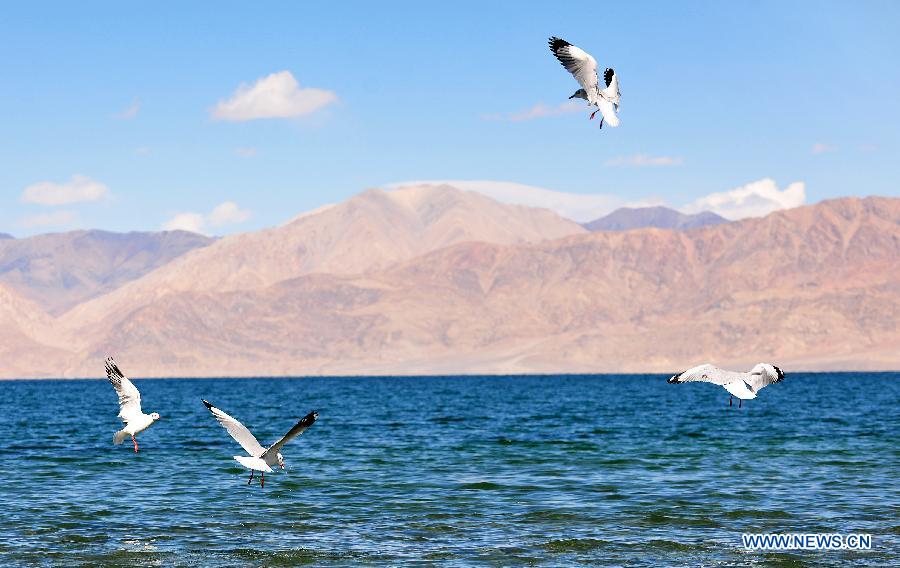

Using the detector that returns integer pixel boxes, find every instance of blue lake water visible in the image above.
[0,373,897,566]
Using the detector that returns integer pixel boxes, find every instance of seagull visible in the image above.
[202,399,318,488]
[668,363,785,407]
[106,357,160,452]
[548,36,620,128]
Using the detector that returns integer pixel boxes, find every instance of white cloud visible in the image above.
[680,178,805,220]
[114,98,140,120]
[18,210,78,228]
[161,201,251,234]
[387,180,657,223]
[234,147,257,157]
[811,143,837,155]
[21,174,110,206]
[605,154,683,167]
[211,71,337,122]
[209,201,251,226]
[482,101,583,122]
[161,212,205,233]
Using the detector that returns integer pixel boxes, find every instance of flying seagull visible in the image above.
[548,36,620,128]
[202,399,318,488]
[668,363,785,407]
[106,357,160,452]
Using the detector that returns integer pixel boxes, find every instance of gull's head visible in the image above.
[150,412,161,421]
[277,453,285,470]
[568,88,588,100]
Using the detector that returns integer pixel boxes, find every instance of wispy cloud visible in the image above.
[680,178,805,220]
[483,101,583,122]
[858,143,877,153]
[811,143,837,155]
[162,201,251,234]
[387,180,657,223]
[114,98,141,120]
[389,177,805,224]
[134,147,153,156]
[211,71,337,122]
[234,147,257,158]
[17,210,78,228]
[605,154,683,167]
[21,174,110,206]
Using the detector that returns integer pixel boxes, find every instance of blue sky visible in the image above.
[1,1,898,235]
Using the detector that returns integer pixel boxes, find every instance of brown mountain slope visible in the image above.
[57,184,586,339]
[0,230,213,314]
[0,285,70,378]
[54,196,900,377]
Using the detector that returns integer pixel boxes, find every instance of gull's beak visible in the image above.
[280,464,285,470]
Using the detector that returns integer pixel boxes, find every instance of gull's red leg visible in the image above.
[589,109,599,120]
[132,435,139,453]
[261,471,265,489]
[248,470,254,485]
[729,396,733,407]
[599,117,604,129]
[739,399,743,408]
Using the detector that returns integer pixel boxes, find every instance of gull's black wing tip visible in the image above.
[773,365,785,382]
[105,357,124,380]
[548,36,570,53]
[201,399,214,410]
[667,371,685,384]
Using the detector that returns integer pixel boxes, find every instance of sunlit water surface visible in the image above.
[0,373,897,566]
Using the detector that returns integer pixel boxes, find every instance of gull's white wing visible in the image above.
[600,67,620,105]
[106,357,142,422]
[549,37,600,105]
[745,364,785,393]
[597,68,620,126]
[668,364,744,386]
[262,411,318,459]
[202,400,266,457]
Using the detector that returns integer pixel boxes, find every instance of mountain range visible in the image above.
[584,206,727,231]
[0,230,213,314]
[0,185,897,378]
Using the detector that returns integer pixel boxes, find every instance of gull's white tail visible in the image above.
[597,99,620,127]
[113,429,129,445]
[234,455,274,472]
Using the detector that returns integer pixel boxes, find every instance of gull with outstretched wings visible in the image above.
[548,36,620,128]
[202,399,318,488]
[668,363,785,407]
[106,357,160,452]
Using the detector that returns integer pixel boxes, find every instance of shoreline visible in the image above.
[2,369,898,381]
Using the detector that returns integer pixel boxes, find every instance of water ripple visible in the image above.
[0,373,897,565]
